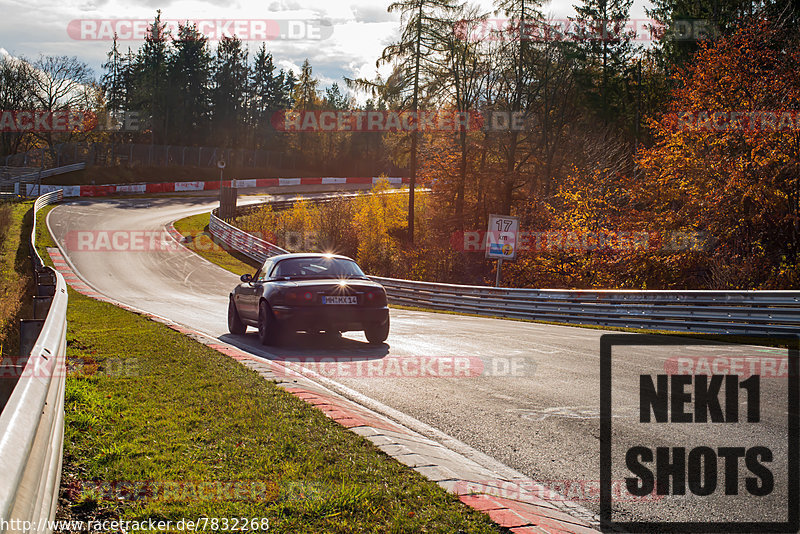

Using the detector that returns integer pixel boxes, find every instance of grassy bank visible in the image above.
[36,208,499,532]
[0,201,34,360]
[172,213,258,277]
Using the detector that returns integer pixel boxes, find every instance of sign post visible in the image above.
[217,158,238,221]
[217,158,226,193]
[485,214,519,287]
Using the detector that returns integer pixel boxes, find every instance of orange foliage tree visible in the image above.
[637,19,800,288]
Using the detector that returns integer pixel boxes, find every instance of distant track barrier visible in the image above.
[23,176,407,198]
[0,190,67,534]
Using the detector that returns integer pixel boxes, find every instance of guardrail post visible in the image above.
[35,269,56,287]
[33,296,53,319]
[36,284,56,297]
[0,357,25,413]
[19,320,44,359]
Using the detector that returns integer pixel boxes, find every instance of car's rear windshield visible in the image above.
[271,257,366,279]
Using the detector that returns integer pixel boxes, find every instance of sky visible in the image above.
[0,0,652,96]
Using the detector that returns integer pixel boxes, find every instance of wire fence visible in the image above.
[2,143,299,170]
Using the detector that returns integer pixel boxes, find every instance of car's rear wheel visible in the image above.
[228,296,246,335]
[258,301,280,345]
[364,319,389,344]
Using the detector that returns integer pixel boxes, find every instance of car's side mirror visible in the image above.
[240,273,252,283]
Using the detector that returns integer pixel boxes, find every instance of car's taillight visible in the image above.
[286,290,314,304]
[365,289,386,305]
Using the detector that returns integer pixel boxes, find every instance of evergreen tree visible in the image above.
[101,34,126,115]
[292,59,320,110]
[324,83,349,110]
[168,23,212,145]
[379,0,458,242]
[570,0,636,124]
[212,35,249,147]
[129,11,171,143]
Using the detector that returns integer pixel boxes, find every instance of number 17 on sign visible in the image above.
[486,214,519,287]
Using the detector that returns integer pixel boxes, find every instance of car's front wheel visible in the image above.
[228,296,246,335]
[258,301,281,346]
[364,319,389,345]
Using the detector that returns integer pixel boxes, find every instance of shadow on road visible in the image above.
[218,331,390,362]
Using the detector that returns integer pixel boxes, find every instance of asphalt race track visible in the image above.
[48,196,794,528]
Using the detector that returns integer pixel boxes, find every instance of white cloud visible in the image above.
[1,0,652,91]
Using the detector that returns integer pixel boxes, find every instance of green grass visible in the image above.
[36,207,500,532]
[173,213,259,277]
[0,201,34,359]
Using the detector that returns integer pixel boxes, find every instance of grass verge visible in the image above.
[0,201,34,360]
[36,206,500,533]
[173,213,259,277]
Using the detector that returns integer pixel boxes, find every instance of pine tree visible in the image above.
[101,34,126,115]
[212,35,249,147]
[292,59,320,110]
[379,0,458,243]
[571,0,636,124]
[168,23,212,145]
[129,11,171,143]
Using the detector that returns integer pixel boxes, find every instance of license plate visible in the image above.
[323,296,357,305]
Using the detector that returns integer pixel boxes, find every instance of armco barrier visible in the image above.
[208,189,411,263]
[1,163,86,194]
[209,212,288,264]
[208,196,800,336]
[0,190,68,534]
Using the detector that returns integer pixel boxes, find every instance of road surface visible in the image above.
[48,196,794,528]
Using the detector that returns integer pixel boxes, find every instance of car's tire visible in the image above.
[257,300,281,346]
[228,297,247,335]
[364,318,389,345]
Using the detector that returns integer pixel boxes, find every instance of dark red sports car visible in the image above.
[228,253,390,345]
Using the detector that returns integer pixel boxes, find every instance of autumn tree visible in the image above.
[637,19,800,288]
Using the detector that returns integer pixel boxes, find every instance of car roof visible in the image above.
[266,253,356,263]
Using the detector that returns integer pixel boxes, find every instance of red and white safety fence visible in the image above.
[25,177,407,198]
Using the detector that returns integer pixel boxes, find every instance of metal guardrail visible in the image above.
[209,190,410,263]
[368,277,800,335]
[0,189,67,534]
[208,195,800,335]
[1,163,86,196]
[16,163,85,185]
[209,211,288,264]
